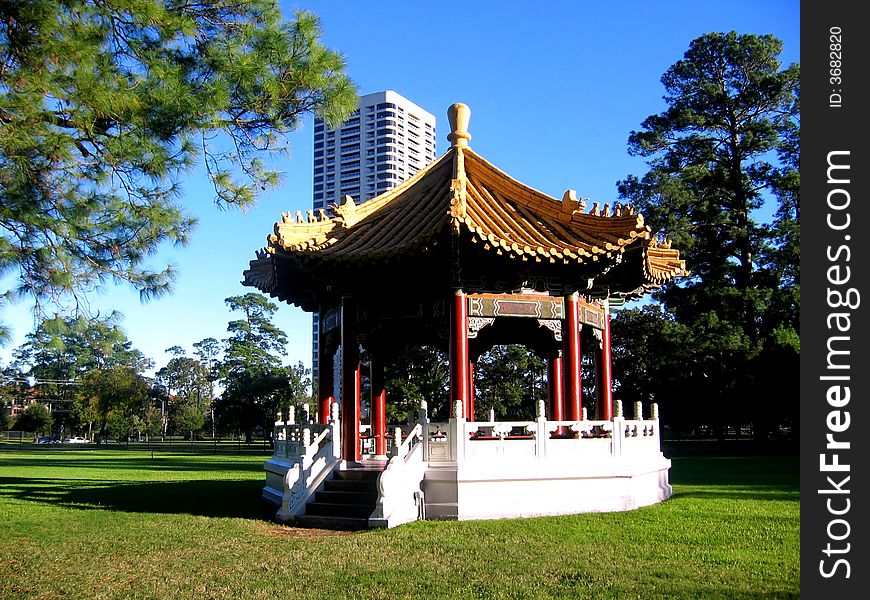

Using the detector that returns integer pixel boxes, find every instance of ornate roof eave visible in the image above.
[589,236,688,301]
[243,101,687,303]
[268,149,457,255]
[644,236,688,284]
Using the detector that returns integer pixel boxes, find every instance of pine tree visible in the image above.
[1,1,357,319]
[216,293,307,442]
[616,32,799,439]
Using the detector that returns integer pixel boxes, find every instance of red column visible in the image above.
[548,353,564,420]
[563,293,583,421]
[449,290,469,415]
[467,361,476,421]
[600,302,614,421]
[341,297,361,462]
[317,339,334,425]
[371,358,387,456]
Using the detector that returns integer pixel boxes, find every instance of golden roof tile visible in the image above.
[250,102,686,298]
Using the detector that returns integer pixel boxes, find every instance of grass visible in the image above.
[0,447,799,599]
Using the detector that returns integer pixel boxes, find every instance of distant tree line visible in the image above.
[1,293,309,443]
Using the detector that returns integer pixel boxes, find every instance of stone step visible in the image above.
[323,479,378,493]
[293,467,384,531]
[293,514,371,531]
[315,489,378,505]
[305,502,375,518]
[333,468,383,481]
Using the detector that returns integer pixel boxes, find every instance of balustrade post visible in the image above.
[612,415,624,459]
[330,402,341,460]
[418,400,429,425]
[648,403,660,440]
[536,401,547,460]
[449,399,465,463]
[392,427,403,458]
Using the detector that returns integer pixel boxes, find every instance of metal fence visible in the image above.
[0,430,274,454]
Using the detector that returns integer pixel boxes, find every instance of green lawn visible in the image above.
[0,448,799,599]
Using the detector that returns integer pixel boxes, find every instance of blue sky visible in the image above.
[0,0,800,374]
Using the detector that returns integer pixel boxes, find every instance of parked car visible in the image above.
[62,436,88,444]
[34,436,52,444]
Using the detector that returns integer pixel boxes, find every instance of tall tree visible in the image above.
[616,32,799,438]
[193,336,222,437]
[0,0,357,324]
[222,293,287,374]
[193,337,222,391]
[216,293,303,442]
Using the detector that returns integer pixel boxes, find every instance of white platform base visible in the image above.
[422,457,673,521]
[263,457,299,506]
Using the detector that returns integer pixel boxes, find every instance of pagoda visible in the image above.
[244,104,686,529]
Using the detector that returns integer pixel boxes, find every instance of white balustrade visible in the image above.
[429,411,662,466]
[275,393,665,524]
[424,422,450,462]
[370,412,427,528]
[275,411,341,522]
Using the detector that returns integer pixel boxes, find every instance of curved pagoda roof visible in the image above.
[244,104,685,310]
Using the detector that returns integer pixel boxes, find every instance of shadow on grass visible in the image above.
[672,488,799,502]
[0,455,263,473]
[0,476,272,520]
[667,454,799,504]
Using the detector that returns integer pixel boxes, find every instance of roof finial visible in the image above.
[448,103,471,148]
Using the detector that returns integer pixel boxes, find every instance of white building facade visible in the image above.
[312,91,436,381]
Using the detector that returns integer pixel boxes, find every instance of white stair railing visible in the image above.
[370,403,428,528]
[276,403,341,521]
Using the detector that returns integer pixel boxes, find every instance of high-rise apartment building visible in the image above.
[312,91,437,383]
